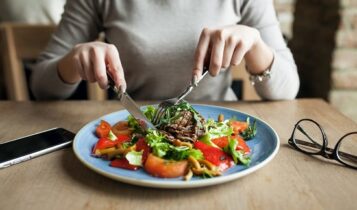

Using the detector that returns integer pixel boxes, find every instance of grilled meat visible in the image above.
[160,110,205,142]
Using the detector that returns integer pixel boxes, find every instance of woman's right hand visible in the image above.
[58,41,126,92]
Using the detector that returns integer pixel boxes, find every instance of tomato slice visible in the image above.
[110,158,139,170]
[194,141,233,171]
[135,138,151,164]
[212,136,250,154]
[144,154,188,178]
[96,120,111,138]
[230,120,248,135]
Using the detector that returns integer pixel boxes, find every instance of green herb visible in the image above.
[153,101,204,131]
[144,105,156,121]
[241,118,257,140]
[127,115,143,134]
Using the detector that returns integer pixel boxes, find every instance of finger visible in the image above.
[90,47,107,89]
[192,28,211,82]
[79,51,95,82]
[209,31,225,76]
[105,45,126,92]
[231,41,248,66]
[74,54,86,80]
[222,36,238,68]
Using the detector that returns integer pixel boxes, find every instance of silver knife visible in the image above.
[118,92,156,130]
[106,73,156,130]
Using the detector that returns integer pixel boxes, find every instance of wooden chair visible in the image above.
[0,23,106,101]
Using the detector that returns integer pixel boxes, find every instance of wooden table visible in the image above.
[0,99,356,210]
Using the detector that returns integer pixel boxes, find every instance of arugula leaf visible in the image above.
[144,105,156,121]
[241,118,257,140]
[127,115,143,134]
[153,101,204,131]
[224,137,251,165]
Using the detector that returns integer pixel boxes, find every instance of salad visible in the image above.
[91,102,257,180]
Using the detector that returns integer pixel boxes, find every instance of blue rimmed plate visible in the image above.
[73,104,279,188]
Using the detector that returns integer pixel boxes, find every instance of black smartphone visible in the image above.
[0,128,75,169]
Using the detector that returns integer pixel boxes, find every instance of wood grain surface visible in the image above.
[0,99,356,210]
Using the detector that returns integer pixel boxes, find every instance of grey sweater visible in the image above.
[31,0,299,101]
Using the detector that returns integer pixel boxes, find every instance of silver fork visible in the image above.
[152,68,209,125]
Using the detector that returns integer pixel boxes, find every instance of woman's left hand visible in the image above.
[192,25,274,80]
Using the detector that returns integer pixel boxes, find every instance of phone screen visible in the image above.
[0,128,75,164]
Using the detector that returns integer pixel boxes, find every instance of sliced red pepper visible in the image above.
[110,158,139,170]
[194,141,233,171]
[230,120,248,135]
[212,136,251,154]
[135,138,151,164]
[96,120,111,138]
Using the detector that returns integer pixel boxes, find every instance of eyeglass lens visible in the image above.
[337,133,357,168]
[294,120,323,154]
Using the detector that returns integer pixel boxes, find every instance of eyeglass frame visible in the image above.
[288,118,357,170]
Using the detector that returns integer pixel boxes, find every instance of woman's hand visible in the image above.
[58,41,126,91]
[192,25,274,80]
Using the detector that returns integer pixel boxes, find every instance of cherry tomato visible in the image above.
[144,154,188,178]
[230,120,248,135]
[95,120,111,138]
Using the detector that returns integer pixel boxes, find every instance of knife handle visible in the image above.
[106,72,122,94]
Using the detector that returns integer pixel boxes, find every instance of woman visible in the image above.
[31,0,299,100]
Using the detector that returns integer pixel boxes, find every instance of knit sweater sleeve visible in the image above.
[239,0,300,100]
[30,0,102,99]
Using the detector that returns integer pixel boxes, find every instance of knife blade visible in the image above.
[118,92,156,130]
[106,72,156,130]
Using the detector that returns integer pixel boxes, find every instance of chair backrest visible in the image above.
[0,23,55,100]
[0,23,106,101]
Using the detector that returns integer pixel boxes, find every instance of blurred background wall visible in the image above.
[0,0,66,100]
[275,0,357,122]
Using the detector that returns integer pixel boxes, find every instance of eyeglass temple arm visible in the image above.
[294,139,357,161]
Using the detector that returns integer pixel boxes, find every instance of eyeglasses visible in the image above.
[288,119,357,170]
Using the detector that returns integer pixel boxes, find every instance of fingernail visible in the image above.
[119,84,126,94]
